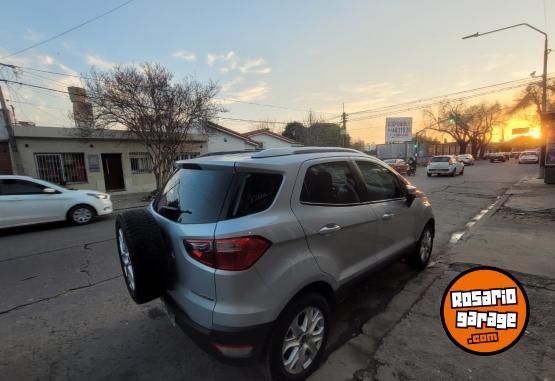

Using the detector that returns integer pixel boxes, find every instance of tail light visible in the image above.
[184,236,271,271]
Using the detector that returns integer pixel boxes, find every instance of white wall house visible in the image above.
[3,121,262,193]
[243,128,301,149]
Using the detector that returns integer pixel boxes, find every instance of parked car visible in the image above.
[490,153,506,163]
[383,158,409,173]
[518,151,539,164]
[457,154,475,165]
[115,147,435,380]
[426,155,464,177]
[0,175,112,228]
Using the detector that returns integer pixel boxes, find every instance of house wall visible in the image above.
[207,131,258,152]
[14,137,206,193]
[250,134,294,148]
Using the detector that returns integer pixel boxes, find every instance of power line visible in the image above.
[0,78,291,126]
[0,0,136,60]
[347,74,551,117]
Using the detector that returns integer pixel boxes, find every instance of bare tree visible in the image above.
[467,103,505,158]
[423,101,472,153]
[84,63,221,189]
[510,78,555,115]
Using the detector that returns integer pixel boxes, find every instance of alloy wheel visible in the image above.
[282,307,325,375]
[118,229,135,291]
[72,207,93,224]
[420,229,433,263]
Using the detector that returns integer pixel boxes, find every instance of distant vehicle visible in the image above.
[383,158,409,174]
[426,155,464,177]
[457,154,475,165]
[510,152,521,159]
[490,153,506,163]
[0,175,113,229]
[518,151,539,164]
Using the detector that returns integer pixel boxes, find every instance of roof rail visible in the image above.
[251,147,362,158]
[199,149,262,157]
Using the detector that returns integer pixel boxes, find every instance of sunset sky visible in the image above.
[0,0,552,144]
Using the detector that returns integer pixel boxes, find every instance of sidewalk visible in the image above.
[109,192,151,211]
[311,177,555,381]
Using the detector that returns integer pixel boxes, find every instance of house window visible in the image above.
[175,152,200,161]
[129,152,153,174]
[35,153,87,184]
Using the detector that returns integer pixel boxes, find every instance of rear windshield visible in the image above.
[431,157,450,162]
[521,152,537,156]
[155,169,234,224]
[154,169,282,223]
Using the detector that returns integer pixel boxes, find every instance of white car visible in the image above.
[518,151,539,164]
[0,175,113,229]
[427,155,464,177]
[457,154,475,165]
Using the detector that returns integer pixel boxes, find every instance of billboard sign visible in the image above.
[385,117,412,143]
[511,127,530,136]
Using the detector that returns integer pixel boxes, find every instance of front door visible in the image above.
[101,154,125,191]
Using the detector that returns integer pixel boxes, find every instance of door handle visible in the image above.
[318,224,342,235]
[382,212,395,220]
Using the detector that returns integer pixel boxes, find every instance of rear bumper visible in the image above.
[161,294,273,365]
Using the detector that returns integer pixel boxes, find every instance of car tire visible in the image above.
[68,205,96,225]
[115,209,171,304]
[449,170,455,177]
[265,293,330,381]
[427,173,431,177]
[407,224,434,269]
[460,167,464,175]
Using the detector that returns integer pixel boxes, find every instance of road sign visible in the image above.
[385,117,412,143]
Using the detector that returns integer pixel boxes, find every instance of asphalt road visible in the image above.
[0,159,537,380]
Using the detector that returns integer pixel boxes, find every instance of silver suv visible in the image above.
[115,147,434,380]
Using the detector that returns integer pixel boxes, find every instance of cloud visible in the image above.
[206,51,271,74]
[172,49,196,62]
[85,54,115,70]
[226,82,269,102]
[220,76,244,93]
[38,55,55,65]
[25,28,45,42]
[341,81,407,97]
[455,80,472,88]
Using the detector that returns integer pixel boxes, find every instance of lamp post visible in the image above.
[462,23,550,179]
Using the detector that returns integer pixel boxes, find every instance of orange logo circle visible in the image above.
[440,266,529,355]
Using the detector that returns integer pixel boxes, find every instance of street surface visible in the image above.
[0,159,538,380]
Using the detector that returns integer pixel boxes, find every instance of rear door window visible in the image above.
[155,169,234,224]
[300,161,362,205]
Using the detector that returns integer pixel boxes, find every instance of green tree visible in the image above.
[282,122,306,142]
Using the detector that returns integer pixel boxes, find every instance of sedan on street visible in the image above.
[490,153,507,163]
[0,175,113,229]
[383,158,409,174]
[457,154,475,165]
[426,155,464,177]
[518,151,539,164]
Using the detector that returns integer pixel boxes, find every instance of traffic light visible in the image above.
[413,143,418,149]
[447,114,456,124]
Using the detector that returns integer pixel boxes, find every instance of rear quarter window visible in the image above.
[229,173,283,218]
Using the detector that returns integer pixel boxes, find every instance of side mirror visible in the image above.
[406,184,417,199]
[43,188,57,194]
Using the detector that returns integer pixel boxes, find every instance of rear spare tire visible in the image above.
[116,209,169,304]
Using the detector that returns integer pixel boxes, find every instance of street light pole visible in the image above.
[463,23,550,177]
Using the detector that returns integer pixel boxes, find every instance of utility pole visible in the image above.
[341,103,347,147]
[0,83,23,174]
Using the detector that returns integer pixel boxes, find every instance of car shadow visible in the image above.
[0,215,113,237]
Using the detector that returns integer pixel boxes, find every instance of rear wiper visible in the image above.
[160,206,192,214]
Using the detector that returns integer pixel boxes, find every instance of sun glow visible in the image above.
[505,118,541,140]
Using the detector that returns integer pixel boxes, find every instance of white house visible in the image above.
[243,128,301,149]
[0,120,262,193]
